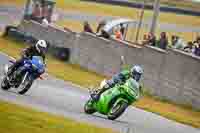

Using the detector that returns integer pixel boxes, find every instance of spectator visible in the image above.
[193,37,200,56]
[31,2,42,22]
[83,21,93,33]
[184,41,194,53]
[148,32,156,46]
[171,35,177,46]
[119,23,125,37]
[99,30,110,39]
[171,35,186,50]
[96,20,106,34]
[96,20,110,39]
[158,32,168,50]
[114,28,122,40]
[42,5,50,22]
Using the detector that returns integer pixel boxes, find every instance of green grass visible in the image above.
[0,100,116,133]
[0,37,200,128]
[129,0,200,12]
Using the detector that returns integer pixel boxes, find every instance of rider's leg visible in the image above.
[8,58,24,76]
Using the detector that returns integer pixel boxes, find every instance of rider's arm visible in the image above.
[106,72,126,88]
[21,46,33,58]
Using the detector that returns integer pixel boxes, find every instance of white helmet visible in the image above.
[35,40,47,54]
[131,65,143,82]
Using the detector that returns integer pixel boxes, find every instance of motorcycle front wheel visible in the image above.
[108,101,128,120]
[18,74,33,95]
[84,99,96,114]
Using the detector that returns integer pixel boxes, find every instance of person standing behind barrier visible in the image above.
[158,32,168,50]
[184,41,194,53]
[148,32,156,46]
[83,21,94,33]
[193,37,200,56]
[115,28,123,40]
[119,23,125,37]
[31,2,42,22]
[171,35,186,50]
[96,20,106,34]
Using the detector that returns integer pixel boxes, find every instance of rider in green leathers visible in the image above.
[92,65,143,101]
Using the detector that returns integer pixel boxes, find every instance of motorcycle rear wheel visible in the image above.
[1,76,11,90]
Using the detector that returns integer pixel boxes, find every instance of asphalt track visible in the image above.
[0,52,199,133]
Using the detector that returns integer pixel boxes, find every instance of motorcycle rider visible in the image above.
[92,65,143,101]
[7,40,48,78]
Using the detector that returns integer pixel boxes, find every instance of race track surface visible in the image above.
[0,52,199,133]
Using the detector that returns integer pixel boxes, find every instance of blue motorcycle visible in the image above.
[1,56,45,95]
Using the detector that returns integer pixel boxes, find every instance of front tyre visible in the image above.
[84,99,96,114]
[1,76,10,90]
[108,101,128,120]
[18,75,33,95]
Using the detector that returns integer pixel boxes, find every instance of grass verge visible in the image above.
[129,0,200,12]
[0,37,199,128]
[0,100,116,133]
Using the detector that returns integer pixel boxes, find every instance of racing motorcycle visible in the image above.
[84,78,141,120]
[1,56,45,95]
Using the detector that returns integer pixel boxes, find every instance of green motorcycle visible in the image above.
[84,78,141,120]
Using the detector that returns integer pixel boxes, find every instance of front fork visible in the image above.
[21,72,29,85]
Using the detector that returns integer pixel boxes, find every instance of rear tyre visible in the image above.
[18,75,33,95]
[108,101,128,120]
[84,99,96,114]
[1,76,10,90]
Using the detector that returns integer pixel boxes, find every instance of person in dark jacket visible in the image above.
[96,20,106,34]
[148,32,156,46]
[119,23,125,37]
[184,41,194,53]
[8,40,47,77]
[83,21,93,33]
[194,38,200,56]
[158,32,168,50]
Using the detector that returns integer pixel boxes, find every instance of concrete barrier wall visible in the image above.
[73,33,126,76]
[18,21,200,109]
[18,21,76,49]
